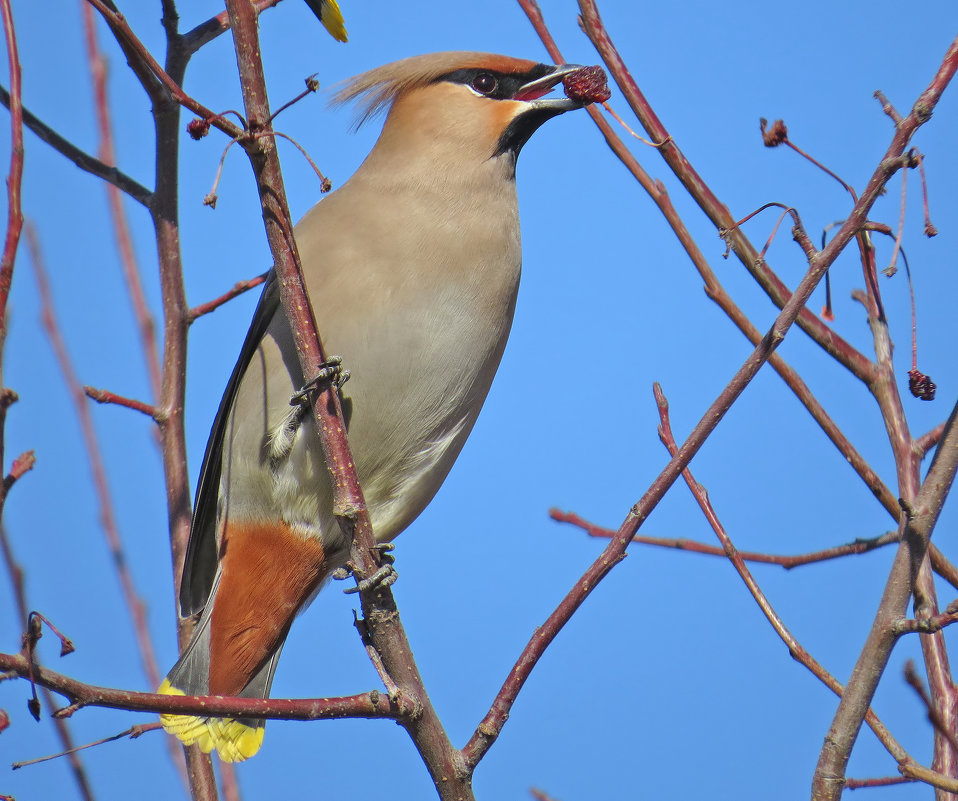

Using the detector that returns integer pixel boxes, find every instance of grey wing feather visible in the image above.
[179,271,280,616]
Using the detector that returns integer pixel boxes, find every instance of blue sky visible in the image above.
[2,1,958,799]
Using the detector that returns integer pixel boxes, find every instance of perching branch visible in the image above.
[0,648,408,722]
[221,4,469,799]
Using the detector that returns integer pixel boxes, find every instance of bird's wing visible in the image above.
[179,271,280,616]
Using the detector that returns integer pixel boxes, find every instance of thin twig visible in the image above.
[518,0,897,523]
[846,775,914,789]
[12,722,161,769]
[188,273,268,322]
[652,383,908,764]
[574,0,876,385]
[815,396,958,798]
[80,4,162,401]
[83,386,157,418]
[86,0,244,139]
[27,223,165,698]
[1,524,96,801]
[180,0,283,57]
[874,89,903,124]
[0,86,151,206]
[467,0,921,771]
[552,509,899,569]
[884,163,907,277]
[0,0,24,347]
[904,659,958,754]
[917,154,937,236]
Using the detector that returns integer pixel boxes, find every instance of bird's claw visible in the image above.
[343,564,398,594]
[335,550,398,595]
[290,356,350,406]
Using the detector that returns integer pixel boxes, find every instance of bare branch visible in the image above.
[0,0,24,346]
[223,4,467,797]
[80,4,162,401]
[518,0,895,520]
[0,648,408,721]
[574,0,877,384]
[552,509,899,568]
[0,86,151,206]
[27,224,165,695]
[188,273,268,323]
[814,395,958,797]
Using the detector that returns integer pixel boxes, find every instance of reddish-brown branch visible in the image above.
[552,508,899,568]
[885,164,907,277]
[652,383,909,765]
[917,423,947,458]
[517,0,895,521]
[470,1,932,771]
[0,0,23,349]
[180,0,283,57]
[4,448,34,491]
[846,775,914,789]
[0,648,409,721]
[27,611,75,657]
[874,89,904,124]
[815,396,958,798]
[188,273,267,323]
[929,547,958,592]
[85,0,243,139]
[223,4,467,798]
[905,658,958,757]
[80,4,162,402]
[917,154,937,236]
[101,3,217,792]
[83,386,158,418]
[853,162,956,794]
[573,0,876,385]
[562,7,958,794]
[219,763,241,801]
[764,120,858,202]
[900,762,958,793]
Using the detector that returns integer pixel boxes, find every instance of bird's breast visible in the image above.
[247,177,523,548]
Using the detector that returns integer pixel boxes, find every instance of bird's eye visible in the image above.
[471,73,498,95]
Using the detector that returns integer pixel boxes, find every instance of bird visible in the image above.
[159,51,597,762]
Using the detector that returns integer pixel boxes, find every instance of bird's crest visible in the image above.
[333,51,540,126]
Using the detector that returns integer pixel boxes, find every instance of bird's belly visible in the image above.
[231,272,518,559]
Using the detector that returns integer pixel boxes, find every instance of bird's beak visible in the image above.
[516,64,588,113]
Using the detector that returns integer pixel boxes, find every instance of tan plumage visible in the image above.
[160,51,592,761]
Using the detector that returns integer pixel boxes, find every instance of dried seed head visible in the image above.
[760,118,788,147]
[908,368,936,401]
[187,118,211,140]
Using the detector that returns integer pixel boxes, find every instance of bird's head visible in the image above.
[335,52,598,174]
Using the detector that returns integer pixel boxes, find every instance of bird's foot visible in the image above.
[333,544,397,594]
[289,356,350,406]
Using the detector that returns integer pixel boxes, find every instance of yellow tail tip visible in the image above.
[318,0,349,42]
[158,679,265,762]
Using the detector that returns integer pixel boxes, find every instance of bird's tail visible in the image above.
[158,590,282,763]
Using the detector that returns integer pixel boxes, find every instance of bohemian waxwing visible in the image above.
[159,51,601,761]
